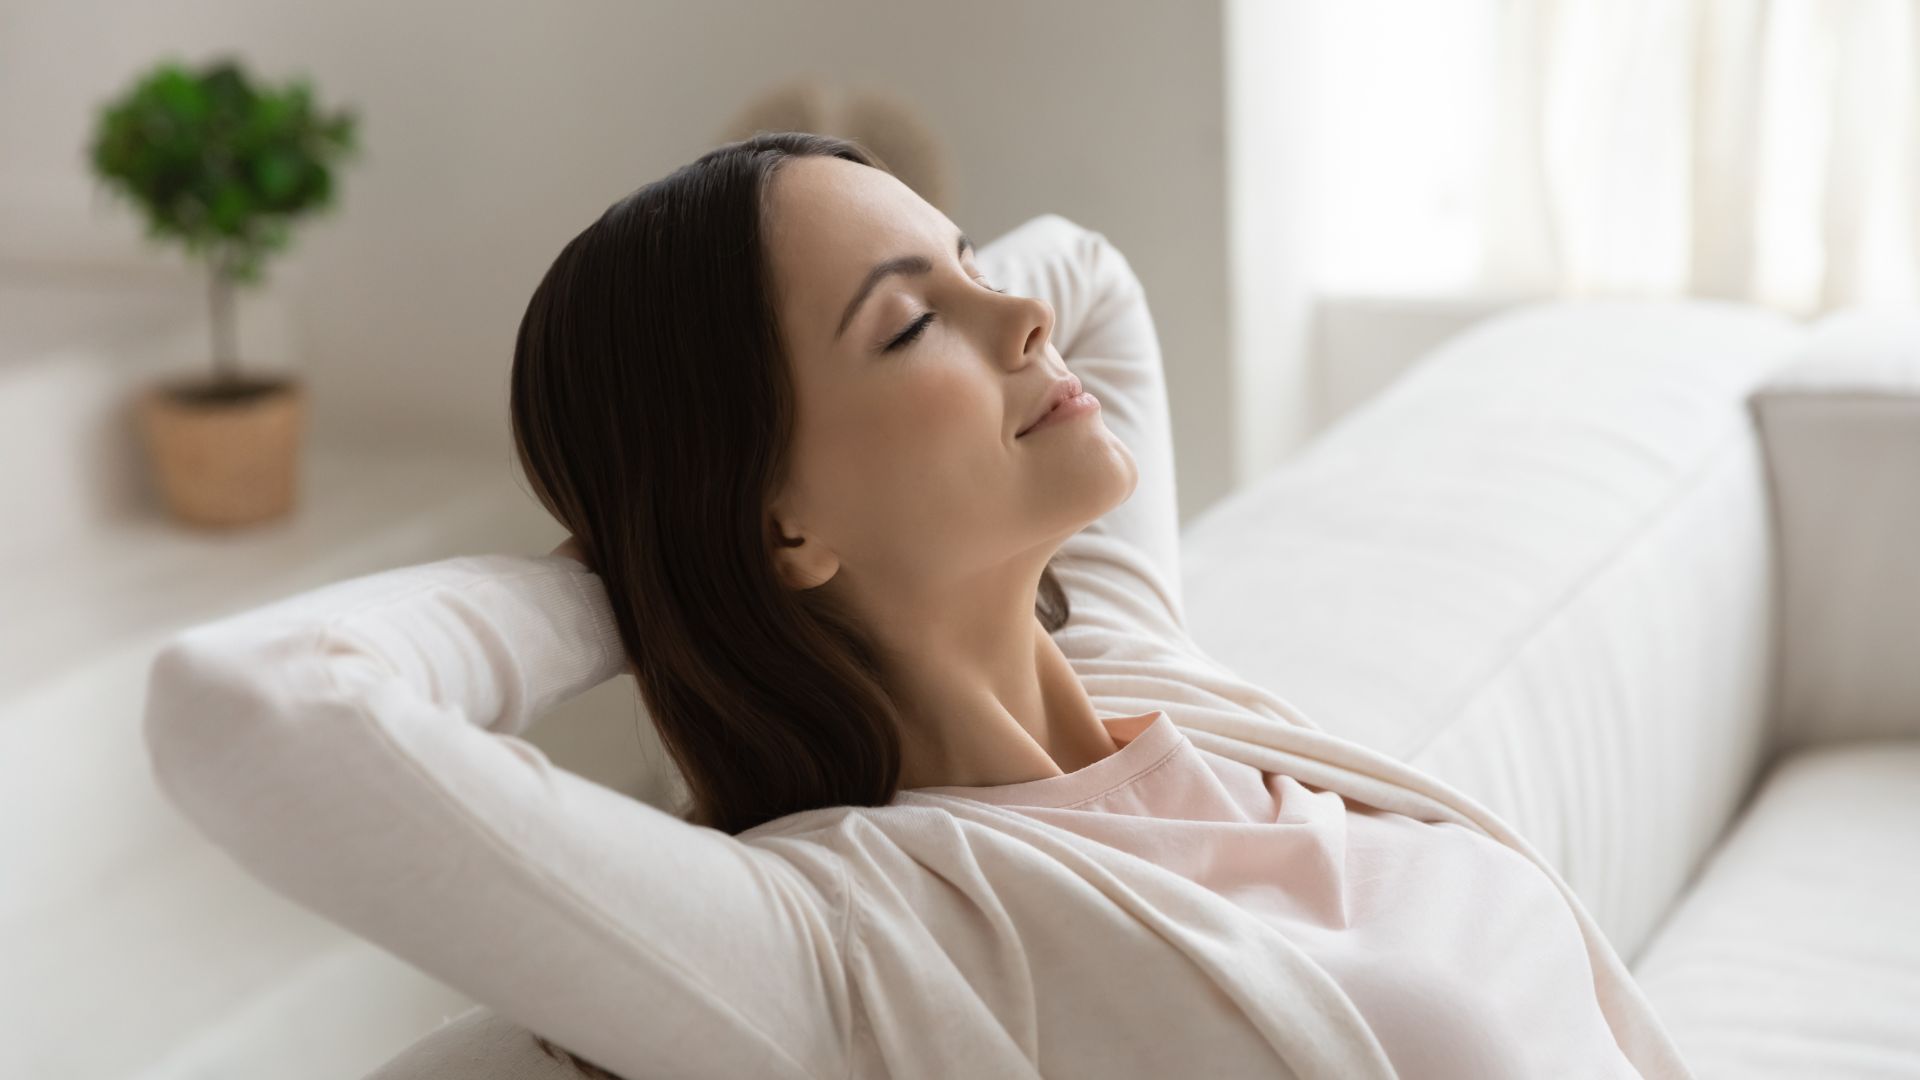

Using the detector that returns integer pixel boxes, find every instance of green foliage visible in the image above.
[87,56,359,285]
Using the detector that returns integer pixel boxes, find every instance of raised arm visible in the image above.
[141,554,853,1080]
[977,213,1187,640]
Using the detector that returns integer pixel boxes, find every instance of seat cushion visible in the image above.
[361,1005,576,1080]
[1631,740,1920,1077]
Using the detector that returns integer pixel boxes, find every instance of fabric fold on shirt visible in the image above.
[891,710,1646,1079]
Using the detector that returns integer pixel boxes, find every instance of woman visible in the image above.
[143,133,1690,1079]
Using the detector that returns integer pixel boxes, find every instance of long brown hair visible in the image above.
[512,131,1069,838]
[509,128,1071,1079]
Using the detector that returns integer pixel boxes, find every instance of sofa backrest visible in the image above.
[1180,298,1812,962]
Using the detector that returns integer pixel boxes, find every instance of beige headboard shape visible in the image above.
[717,78,952,212]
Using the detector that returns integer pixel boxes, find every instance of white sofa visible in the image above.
[368,298,1920,1079]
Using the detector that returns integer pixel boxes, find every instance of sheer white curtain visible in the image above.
[1307,0,1919,317]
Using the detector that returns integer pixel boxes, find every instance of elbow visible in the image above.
[141,624,332,829]
[143,636,256,819]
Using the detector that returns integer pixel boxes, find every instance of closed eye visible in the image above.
[884,312,936,352]
[881,276,1007,353]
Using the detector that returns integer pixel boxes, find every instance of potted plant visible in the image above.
[88,56,358,527]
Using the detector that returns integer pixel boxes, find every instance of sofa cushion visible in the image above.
[1631,740,1920,1078]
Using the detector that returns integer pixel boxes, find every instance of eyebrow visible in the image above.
[834,231,974,342]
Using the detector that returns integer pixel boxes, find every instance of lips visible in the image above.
[1017,374,1084,438]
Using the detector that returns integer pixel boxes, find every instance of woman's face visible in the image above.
[761,155,1136,601]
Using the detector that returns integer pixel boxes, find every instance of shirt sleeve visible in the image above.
[976,213,1189,644]
[140,553,855,1080]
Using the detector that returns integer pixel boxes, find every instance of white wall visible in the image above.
[0,0,1236,524]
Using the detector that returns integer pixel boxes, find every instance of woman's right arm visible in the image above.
[142,553,855,1080]
[978,214,1189,642]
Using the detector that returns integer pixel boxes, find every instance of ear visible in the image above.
[770,511,840,590]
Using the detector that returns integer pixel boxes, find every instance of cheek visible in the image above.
[839,372,1006,512]
[847,363,990,442]
[894,368,991,442]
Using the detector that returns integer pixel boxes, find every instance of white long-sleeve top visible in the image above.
[142,215,1692,1080]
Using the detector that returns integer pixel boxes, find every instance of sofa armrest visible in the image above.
[1750,309,1920,754]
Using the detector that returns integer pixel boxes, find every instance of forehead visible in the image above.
[763,156,949,348]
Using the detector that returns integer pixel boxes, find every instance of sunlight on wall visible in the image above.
[1302,0,1496,296]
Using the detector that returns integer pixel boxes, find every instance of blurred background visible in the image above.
[1,0,1914,1076]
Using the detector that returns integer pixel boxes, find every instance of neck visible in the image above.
[892,618,1120,789]
[814,549,1121,787]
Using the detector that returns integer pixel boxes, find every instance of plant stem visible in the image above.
[209,250,238,383]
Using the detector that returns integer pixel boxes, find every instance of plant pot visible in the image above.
[137,373,306,528]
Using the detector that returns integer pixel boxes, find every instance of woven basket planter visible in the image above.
[137,374,306,528]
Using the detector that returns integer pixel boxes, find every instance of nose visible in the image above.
[1008,294,1054,369]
